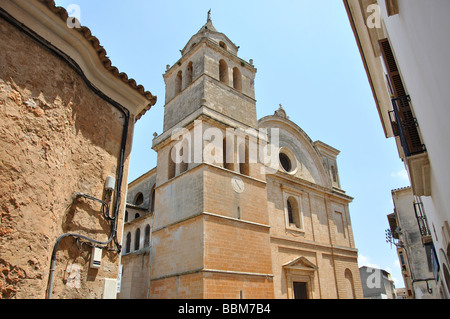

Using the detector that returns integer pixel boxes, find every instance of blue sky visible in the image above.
[55,0,410,288]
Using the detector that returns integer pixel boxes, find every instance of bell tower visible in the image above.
[162,11,258,132]
[151,12,274,299]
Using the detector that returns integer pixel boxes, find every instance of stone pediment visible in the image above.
[283,257,318,272]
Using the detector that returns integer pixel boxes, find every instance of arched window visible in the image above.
[344,269,356,299]
[238,138,249,176]
[124,210,129,223]
[286,196,301,229]
[279,153,292,172]
[168,146,176,180]
[287,200,294,225]
[175,70,183,95]
[144,225,151,247]
[179,138,189,174]
[223,136,234,170]
[134,213,140,220]
[150,186,156,213]
[219,59,228,84]
[443,263,450,296]
[125,232,131,253]
[134,193,144,206]
[279,148,297,174]
[219,41,227,50]
[186,62,193,86]
[134,228,141,251]
[233,67,242,92]
[442,246,450,295]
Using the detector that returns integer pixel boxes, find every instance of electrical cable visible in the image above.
[0,7,132,299]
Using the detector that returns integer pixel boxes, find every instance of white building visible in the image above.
[344,0,450,298]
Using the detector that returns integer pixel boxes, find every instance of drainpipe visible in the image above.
[45,96,129,299]
[46,100,129,299]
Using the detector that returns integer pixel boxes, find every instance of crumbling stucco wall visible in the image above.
[0,15,132,299]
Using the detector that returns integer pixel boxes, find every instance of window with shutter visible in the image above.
[385,0,399,17]
[379,38,402,97]
[379,38,425,156]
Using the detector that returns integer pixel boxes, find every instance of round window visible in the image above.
[279,153,292,172]
[279,148,297,174]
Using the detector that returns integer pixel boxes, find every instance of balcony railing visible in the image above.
[413,199,431,239]
[388,95,426,157]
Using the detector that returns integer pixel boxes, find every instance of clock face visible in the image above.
[231,176,245,193]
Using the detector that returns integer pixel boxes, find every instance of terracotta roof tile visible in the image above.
[37,0,157,121]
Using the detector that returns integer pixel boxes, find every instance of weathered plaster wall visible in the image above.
[0,16,132,299]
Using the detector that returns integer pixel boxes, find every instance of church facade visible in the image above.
[118,14,363,299]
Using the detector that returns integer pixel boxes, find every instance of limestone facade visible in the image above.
[118,15,363,299]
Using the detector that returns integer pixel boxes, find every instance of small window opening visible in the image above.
[144,225,151,247]
[175,70,183,94]
[134,193,144,206]
[134,228,141,251]
[219,59,228,84]
[168,146,176,179]
[233,67,242,92]
[287,200,294,224]
[186,62,193,86]
[125,232,131,253]
[287,196,301,228]
[280,153,292,172]
[223,136,234,170]
[239,138,249,176]
[344,269,356,299]
[150,186,156,213]
[179,138,189,174]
